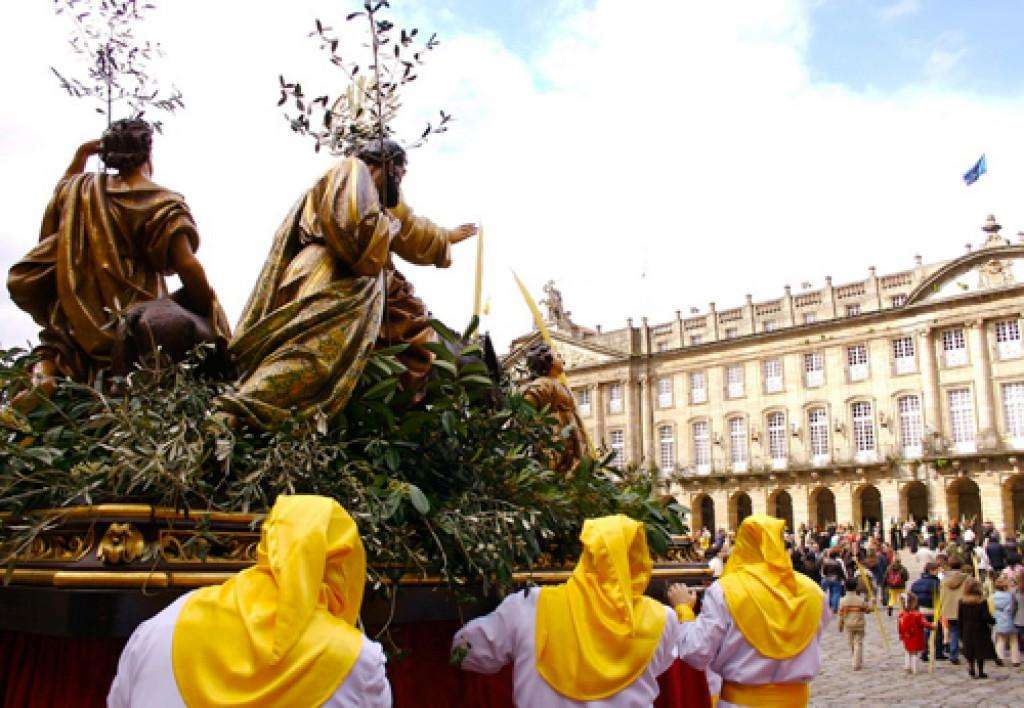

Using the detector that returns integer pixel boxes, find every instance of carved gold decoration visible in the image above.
[97,523,146,565]
[158,530,259,565]
[24,529,94,562]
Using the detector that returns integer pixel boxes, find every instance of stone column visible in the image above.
[968,319,996,448]
[624,373,639,466]
[783,285,795,327]
[824,276,836,319]
[918,327,941,441]
[791,485,810,531]
[751,487,768,517]
[594,383,606,448]
[978,472,1005,533]
[879,479,900,530]
[927,473,948,521]
[711,489,730,532]
[834,482,855,526]
[641,375,656,468]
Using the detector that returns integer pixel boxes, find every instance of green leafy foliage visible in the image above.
[0,330,685,596]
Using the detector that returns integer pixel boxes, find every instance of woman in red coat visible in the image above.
[898,594,933,674]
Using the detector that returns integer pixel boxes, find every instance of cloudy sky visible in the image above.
[2,0,1023,352]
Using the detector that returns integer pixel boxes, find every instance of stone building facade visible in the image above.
[508,216,1024,534]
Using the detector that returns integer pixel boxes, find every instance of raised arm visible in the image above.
[451,591,525,675]
[64,139,102,178]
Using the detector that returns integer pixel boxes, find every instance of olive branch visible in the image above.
[278,1,452,155]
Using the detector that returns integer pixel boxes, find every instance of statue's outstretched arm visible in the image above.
[389,201,477,268]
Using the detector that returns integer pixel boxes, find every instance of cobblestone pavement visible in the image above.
[809,550,1024,707]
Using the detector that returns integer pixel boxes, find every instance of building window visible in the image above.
[996,320,1021,360]
[763,319,778,333]
[609,430,625,469]
[767,411,787,468]
[690,333,703,346]
[892,336,916,375]
[656,340,670,353]
[725,364,744,398]
[941,328,968,367]
[808,407,829,464]
[608,383,623,414]
[897,395,923,459]
[692,421,711,474]
[845,303,861,317]
[724,327,739,339]
[890,294,908,308]
[804,352,824,388]
[689,371,707,404]
[852,401,876,462]
[658,425,675,473]
[763,358,783,393]
[802,312,818,325]
[948,388,976,453]
[576,388,591,417]
[847,344,869,382]
[657,377,673,408]
[729,417,748,472]
[1002,382,1024,448]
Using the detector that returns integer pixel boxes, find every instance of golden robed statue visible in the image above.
[218,139,476,427]
[522,342,587,473]
[5,119,230,424]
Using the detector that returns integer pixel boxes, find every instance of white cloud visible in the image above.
[879,0,922,21]
[1,0,1023,358]
[924,33,968,80]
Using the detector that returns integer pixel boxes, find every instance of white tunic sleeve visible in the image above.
[451,590,526,674]
[676,584,731,671]
[324,637,393,707]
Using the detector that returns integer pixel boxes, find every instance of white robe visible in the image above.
[452,589,683,707]
[106,592,392,708]
[676,583,830,708]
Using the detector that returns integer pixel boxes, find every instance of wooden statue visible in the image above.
[522,343,587,474]
[219,139,477,428]
[4,119,230,426]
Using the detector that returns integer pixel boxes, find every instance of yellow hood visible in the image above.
[172,495,366,707]
[719,514,824,659]
[535,515,666,700]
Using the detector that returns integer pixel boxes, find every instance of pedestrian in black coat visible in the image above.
[959,578,998,678]
[986,537,1007,574]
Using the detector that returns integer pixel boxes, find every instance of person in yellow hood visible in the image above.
[451,514,685,706]
[668,514,829,708]
[107,495,391,707]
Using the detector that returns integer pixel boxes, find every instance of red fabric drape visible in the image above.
[0,631,125,708]
[0,625,710,707]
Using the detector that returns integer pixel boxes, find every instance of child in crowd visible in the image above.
[959,578,997,679]
[898,593,931,674]
[838,578,870,670]
[884,558,909,617]
[992,575,1020,666]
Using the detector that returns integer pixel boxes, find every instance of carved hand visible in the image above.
[449,223,478,244]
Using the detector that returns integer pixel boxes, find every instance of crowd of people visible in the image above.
[696,517,1024,679]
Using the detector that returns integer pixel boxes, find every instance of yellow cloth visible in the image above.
[675,603,695,623]
[718,514,824,660]
[535,515,666,701]
[720,681,809,707]
[172,496,366,707]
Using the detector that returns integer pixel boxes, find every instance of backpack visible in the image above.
[885,566,903,587]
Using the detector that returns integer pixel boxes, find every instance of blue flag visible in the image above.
[963,154,987,186]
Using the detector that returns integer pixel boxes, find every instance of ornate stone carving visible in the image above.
[978,258,1014,289]
[97,523,146,565]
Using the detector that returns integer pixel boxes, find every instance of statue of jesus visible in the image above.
[219,139,476,427]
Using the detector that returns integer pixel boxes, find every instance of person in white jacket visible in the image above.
[452,515,686,706]
[107,495,391,707]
